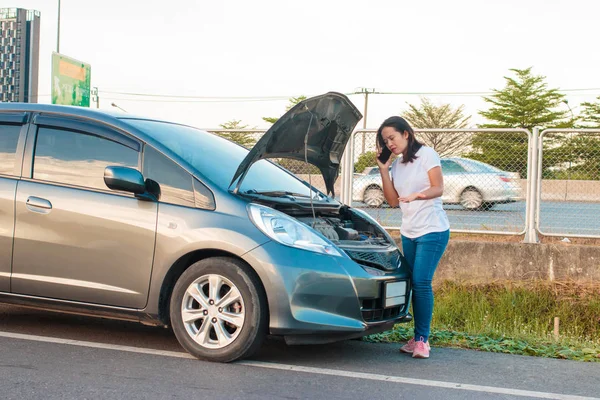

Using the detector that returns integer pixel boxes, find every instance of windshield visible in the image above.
[124,119,324,197]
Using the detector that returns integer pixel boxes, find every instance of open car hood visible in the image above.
[230,92,362,197]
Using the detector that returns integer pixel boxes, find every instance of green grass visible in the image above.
[364,281,600,362]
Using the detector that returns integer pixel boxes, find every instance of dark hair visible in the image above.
[377,116,422,164]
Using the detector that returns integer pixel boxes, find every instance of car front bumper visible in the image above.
[242,240,412,344]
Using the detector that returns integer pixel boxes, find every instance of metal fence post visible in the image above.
[340,145,349,204]
[343,132,355,205]
[524,127,540,243]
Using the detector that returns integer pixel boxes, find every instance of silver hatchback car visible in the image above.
[0,93,412,362]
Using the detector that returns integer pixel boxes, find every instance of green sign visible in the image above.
[51,52,91,107]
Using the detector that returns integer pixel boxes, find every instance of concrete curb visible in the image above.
[394,239,600,282]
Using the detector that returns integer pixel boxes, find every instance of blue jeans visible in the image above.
[401,229,449,342]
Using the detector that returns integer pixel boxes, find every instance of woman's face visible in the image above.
[381,127,409,155]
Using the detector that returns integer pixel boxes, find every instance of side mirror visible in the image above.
[104,166,146,195]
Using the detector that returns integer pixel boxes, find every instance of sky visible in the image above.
[9,0,600,130]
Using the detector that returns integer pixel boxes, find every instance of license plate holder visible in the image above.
[384,280,407,308]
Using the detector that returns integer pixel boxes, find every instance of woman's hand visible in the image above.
[399,192,427,203]
[375,142,393,170]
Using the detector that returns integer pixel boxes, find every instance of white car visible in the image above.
[352,157,524,210]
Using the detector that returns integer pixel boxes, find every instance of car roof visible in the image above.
[0,102,127,120]
[0,102,189,144]
[0,102,214,176]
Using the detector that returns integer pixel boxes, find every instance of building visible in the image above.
[0,8,40,103]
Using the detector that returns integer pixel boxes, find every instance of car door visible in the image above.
[0,112,28,293]
[440,159,468,203]
[11,115,158,308]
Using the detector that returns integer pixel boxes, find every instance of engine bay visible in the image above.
[293,207,402,271]
[295,215,388,246]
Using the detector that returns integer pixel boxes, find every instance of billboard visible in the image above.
[51,52,91,107]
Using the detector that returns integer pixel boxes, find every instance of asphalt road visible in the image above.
[355,200,600,237]
[1,305,598,400]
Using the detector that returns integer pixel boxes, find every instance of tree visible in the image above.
[479,67,570,130]
[262,95,307,124]
[215,119,256,148]
[354,151,377,173]
[580,96,600,128]
[401,97,472,157]
[547,134,600,180]
[468,68,572,177]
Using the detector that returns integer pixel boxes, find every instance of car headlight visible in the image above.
[248,203,342,257]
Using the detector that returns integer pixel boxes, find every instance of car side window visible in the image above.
[193,177,216,210]
[33,127,139,191]
[143,145,195,207]
[0,123,21,176]
[441,160,466,174]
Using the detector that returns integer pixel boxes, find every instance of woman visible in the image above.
[375,116,450,359]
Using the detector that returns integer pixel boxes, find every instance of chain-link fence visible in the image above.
[204,127,600,240]
[350,129,530,234]
[537,129,600,238]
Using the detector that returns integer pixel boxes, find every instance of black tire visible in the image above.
[481,202,496,211]
[170,257,268,363]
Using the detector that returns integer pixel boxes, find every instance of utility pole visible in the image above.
[561,100,575,178]
[57,0,61,53]
[358,88,376,153]
[92,87,99,108]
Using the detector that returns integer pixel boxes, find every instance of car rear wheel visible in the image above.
[170,257,267,363]
[460,188,483,210]
[363,186,385,207]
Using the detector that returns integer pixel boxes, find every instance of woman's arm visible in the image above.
[380,166,400,207]
[375,149,399,207]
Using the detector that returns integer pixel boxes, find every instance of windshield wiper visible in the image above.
[243,190,320,199]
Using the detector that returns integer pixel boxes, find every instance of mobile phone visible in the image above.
[376,135,392,164]
[377,147,392,164]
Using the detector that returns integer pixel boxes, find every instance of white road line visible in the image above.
[0,331,195,360]
[0,331,597,400]
[237,360,599,400]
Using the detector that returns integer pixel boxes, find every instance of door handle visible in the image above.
[26,196,52,210]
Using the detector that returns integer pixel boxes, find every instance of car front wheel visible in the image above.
[170,257,268,362]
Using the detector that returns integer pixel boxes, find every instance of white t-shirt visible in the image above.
[390,146,450,238]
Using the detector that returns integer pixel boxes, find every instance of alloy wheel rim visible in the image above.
[181,274,245,349]
[461,190,483,209]
[364,188,384,207]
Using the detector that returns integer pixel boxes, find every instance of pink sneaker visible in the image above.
[412,338,430,359]
[400,338,431,354]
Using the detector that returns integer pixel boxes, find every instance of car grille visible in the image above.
[361,303,403,322]
[361,280,409,323]
[345,249,401,271]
